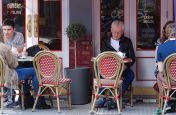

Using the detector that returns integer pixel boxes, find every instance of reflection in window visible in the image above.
[100,0,124,40]
[2,0,25,36]
[39,0,61,50]
[137,0,160,50]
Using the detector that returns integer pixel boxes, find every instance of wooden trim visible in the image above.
[133,87,157,96]
[136,57,156,81]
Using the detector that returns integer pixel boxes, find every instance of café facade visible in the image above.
[0,0,175,97]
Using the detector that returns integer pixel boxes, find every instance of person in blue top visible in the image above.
[156,22,176,113]
[154,20,174,78]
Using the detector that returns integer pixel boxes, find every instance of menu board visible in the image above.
[137,0,160,50]
[100,0,124,40]
[2,0,25,36]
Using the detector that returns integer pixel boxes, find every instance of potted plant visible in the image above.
[65,23,90,105]
[66,23,86,68]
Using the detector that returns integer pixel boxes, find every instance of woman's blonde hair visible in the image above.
[165,22,176,38]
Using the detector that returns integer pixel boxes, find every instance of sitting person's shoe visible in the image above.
[165,107,176,113]
[36,103,51,109]
[4,100,16,108]
[17,93,34,109]
[106,99,117,110]
[95,98,106,108]
[155,108,162,115]
[36,97,51,109]
[3,97,8,102]
[12,90,16,102]
[164,103,176,113]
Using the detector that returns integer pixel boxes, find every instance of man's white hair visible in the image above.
[111,20,124,30]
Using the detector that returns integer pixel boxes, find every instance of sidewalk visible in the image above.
[2,102,176,115]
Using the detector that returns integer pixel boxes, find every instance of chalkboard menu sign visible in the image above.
[2,0,25,36]
[137,0,160,50]
[100,0,124,40]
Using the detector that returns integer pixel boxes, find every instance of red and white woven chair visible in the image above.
[90,51,124,114]
[160,53,176,115]
[32,51,71,112]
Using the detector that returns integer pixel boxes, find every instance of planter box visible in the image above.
[64,67,90,105]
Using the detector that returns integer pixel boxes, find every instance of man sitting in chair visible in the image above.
[96,20,135,109]
[0,27,50,109]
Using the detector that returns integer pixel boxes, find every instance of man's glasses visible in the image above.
[112,31,123,35]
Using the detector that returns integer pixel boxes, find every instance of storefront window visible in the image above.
[39,0,61,51]
[137,0,160,50]
[100,0,124,40]
[2,0,25,37]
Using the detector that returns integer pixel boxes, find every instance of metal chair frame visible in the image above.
[160,53,176,115]
[90,51,124,114]
[32,51,71,112]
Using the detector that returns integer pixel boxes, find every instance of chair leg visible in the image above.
[162,99,168,115]
[56,87,60,113]
[20,84,25,110]
[90,89,99,113]
[120,86,122,111]
[115,90,121,115]
[116,99,121,115]
[68,84,72,110]
[90,96,97,113]
[158,93,163,110]
[162,90,169,115]
[1,87,3,114]
[130,85,133,107]
[49,96,53,107]
[32,87,41,112]
[91,90,94,106]
[160,96,164,109]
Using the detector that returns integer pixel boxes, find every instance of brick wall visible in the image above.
[69,36,92,68]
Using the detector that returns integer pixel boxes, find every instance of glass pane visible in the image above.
[39,0,61,51]
[3,0,25,36]
[100,0,124,40]
[137,0,160,50]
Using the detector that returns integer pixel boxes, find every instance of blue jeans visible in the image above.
[122,68,135,94]
[16,67,39,94]
[98,68,134,94]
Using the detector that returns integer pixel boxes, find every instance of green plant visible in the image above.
[66,23,86,68]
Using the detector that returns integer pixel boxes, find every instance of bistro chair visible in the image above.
[160,53,176,115]
[0,55,25,114]
[32,50,71,112]
[90,51,124,114]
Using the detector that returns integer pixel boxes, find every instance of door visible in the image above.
[92,0,174,94]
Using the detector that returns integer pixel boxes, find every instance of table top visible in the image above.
[123,58,132,63]
[18,56,34,62]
